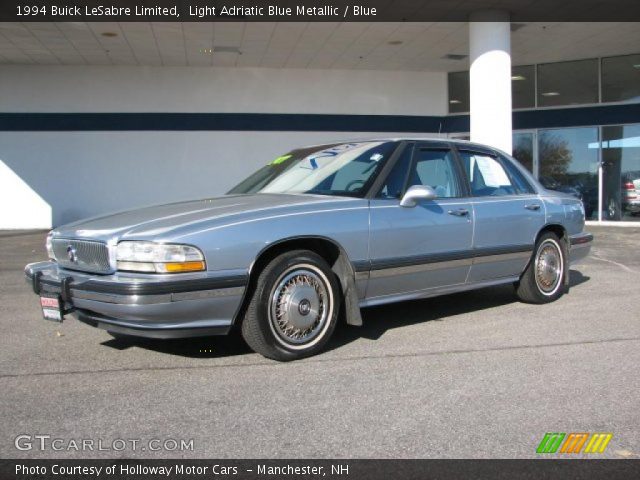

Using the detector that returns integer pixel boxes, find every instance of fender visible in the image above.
[235,235,364,327]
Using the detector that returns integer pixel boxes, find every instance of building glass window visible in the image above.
[537,59,599,107]
[538,128,599,220]
[448,71,469,113]
[601,124,640,221]
[512,132,534,172]
[512,65,535,109]
[602,54,640,103]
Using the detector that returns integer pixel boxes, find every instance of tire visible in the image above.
[607,197,621,220]
[241,250,341,361]
[516,232,567,304]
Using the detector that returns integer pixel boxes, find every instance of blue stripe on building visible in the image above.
[0,103,638,133]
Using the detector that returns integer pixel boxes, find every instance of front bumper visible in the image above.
[25,261,247,339]
[569,232,593,265]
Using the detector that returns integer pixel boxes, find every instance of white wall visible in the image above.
[0,65,447,228]
[0,65,447,115]
[0,130,450,227]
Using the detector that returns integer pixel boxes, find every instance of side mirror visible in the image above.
[399,185,437,207]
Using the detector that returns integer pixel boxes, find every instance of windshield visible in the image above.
[228,141,399,197]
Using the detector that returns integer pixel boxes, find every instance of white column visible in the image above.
[469,10,512,153]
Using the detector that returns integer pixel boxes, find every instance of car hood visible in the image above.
[52,193,356,242]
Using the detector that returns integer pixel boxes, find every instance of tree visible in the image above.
[539,133,572,182]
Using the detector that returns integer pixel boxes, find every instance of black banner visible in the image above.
[1,0,640,22]
[2,459,640,480]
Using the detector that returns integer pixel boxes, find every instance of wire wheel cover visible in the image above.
[535,240,562,293]
[269,266,331,346]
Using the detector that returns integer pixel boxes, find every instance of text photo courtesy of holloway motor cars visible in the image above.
[1,1,639,479]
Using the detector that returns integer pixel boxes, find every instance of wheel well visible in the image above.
[233,237,350,327]
[536,224,567,244]
[252,238,341,272]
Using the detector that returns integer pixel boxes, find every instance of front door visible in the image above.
[366,142,474,301]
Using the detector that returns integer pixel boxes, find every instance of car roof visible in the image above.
[297,137,506,155]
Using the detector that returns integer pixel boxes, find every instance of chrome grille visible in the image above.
[52,239,111,273]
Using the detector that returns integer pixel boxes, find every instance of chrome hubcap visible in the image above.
[269,266,331,348]
[535,240,562,294]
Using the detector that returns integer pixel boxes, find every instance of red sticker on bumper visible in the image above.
[40,297,59,308]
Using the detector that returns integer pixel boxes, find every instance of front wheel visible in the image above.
[516,232,566,304]
[241,250,341,361]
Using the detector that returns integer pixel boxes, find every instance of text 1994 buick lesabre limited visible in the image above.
[25,139,593,361]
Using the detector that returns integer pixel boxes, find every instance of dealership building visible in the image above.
[0,18,639,229]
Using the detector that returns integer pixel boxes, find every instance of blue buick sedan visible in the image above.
[26,139,592,360]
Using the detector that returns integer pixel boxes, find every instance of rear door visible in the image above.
[366,142,474,301]
[455,146,545,282]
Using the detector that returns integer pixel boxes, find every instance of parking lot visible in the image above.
[0,226,638,459]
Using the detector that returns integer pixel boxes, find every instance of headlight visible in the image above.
[116,241,206,273]
[45,232,55,260]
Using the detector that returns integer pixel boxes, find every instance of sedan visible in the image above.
[25,139,592,360]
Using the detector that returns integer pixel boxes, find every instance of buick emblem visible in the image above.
[298,299,312,316]
[66,245,78,263]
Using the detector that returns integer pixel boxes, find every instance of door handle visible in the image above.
[448,208,469,217]
[525,204,541,211]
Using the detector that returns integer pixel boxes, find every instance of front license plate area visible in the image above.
[40,295,63,322]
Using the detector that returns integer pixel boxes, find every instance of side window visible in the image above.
[459,151,517,197]
[376,144,413,199]
[408,149,461,198]
[499,154,536,194]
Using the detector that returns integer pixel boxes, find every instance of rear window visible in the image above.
[458,151,518,197]
[499,154,536,194]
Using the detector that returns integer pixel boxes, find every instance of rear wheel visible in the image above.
[241,250,340,361]
[607,197,621,220]
[516,232,566,304]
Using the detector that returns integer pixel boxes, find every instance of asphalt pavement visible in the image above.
[0,226,638,459]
